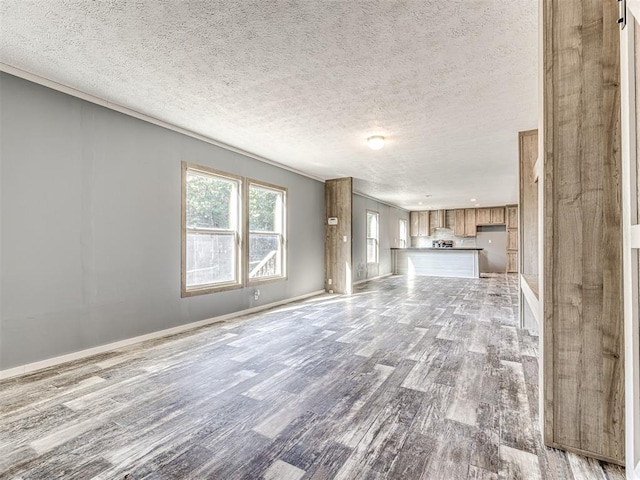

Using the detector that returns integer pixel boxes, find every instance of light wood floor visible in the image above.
[0,274,626,479]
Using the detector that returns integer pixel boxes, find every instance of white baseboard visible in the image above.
[0,290,325,381]
[353,272,393,285]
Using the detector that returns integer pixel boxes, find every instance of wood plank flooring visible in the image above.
[0,274,626,479]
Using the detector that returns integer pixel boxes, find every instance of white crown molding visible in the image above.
[352,190,409,212]
[0,63,326,184]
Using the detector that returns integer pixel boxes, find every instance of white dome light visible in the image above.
[367,135,385,150]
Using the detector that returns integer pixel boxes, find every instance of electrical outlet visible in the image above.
[254,289,260,300]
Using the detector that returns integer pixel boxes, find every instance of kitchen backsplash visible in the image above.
[411,228,477,248]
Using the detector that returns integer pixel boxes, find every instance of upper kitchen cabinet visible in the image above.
[455,209,478,237]
[464,209,477,237]
[410,211,430,237]
[506,205,518,229]
[454,209,466,236]
[476,207,505,225]
[490,207,505,224]
[476,208,492,225]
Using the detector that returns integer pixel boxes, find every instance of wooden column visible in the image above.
[325,178,352,294]
[542,0,624,464]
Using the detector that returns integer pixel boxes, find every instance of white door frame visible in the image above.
[621,3,640,478]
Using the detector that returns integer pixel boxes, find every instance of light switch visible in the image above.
[343,235,348,242]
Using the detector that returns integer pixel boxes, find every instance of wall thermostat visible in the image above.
[327,217,338,225]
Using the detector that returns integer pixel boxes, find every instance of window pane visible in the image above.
[249,186,281,232]
[186,171,236,229]
[249,234,281,278]
[186,233,236,286]
[367,212,378,238]
[400,219,407,239]
[367,238,377,263]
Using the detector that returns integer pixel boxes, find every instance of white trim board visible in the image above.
[630,0,640,21]
[0,290,325,381]
[352,191,408,213]
[0,63,325,184]
[631,224,640,249]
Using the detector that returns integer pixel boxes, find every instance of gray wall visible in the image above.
[352,194,409,282]
[475,225,507,273]
[0,73,325,370]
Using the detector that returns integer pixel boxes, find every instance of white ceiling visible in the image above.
[0,1,538,210]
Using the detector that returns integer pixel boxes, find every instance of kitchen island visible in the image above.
[391,247,483,279]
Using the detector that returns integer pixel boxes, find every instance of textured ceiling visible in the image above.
[0,1,538,210]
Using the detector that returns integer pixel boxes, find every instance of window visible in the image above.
[182,163,242,296]
[248,181,287,282]
[399,218,408,248]
[367,210,379,264]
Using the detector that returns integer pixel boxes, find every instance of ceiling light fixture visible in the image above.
[470,198,477,202]
[367,136,385,150]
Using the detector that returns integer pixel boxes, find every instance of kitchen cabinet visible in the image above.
[507,251,518,273]
[410,211,430,237]
[507,228,518,250]
[477,207,505,225]
[464,209,477,237]
[490,207,505,224]
[506,205,518,229]
[410,211,420,237]
[476,208,492,225]
[454,209,465,236]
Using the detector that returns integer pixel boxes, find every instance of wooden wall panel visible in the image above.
[519,130,539,278]
[325,178,352,294]
[542,0,624,464]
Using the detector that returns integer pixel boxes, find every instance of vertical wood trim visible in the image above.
[622,13,640,476]
[542,0,624,464]
[325,178,352,294]
[518,130,539,280]
[601,0,624,461]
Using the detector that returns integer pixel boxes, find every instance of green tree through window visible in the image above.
[183,165,241,295]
